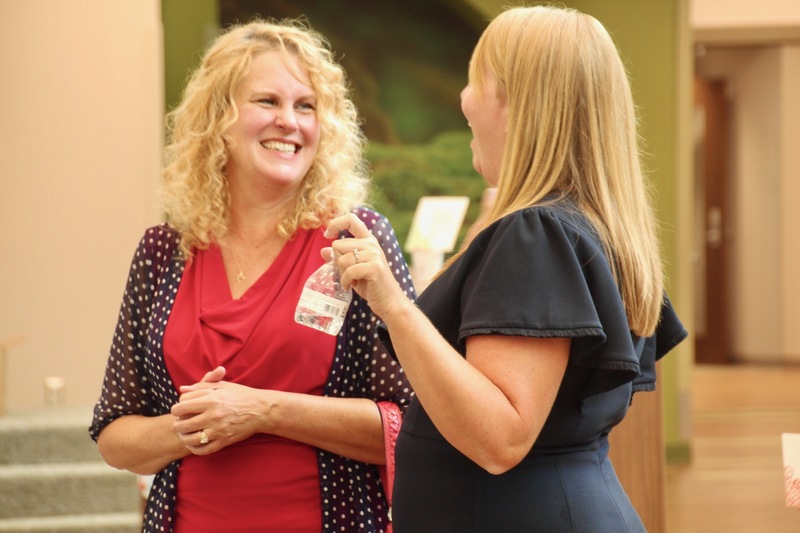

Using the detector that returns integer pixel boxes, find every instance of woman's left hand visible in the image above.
[171,366,268,455]
[324,213,414,322]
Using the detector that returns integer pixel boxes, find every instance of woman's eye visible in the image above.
[296,102,315,112]
[258,98,277,106]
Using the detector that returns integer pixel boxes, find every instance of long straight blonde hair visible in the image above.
[461,6,664,336]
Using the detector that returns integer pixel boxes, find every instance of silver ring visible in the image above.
[199,430,209,445]
[353,248,360,264]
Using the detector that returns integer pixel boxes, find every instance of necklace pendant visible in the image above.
[236,271,246,284]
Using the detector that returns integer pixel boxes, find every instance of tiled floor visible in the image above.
[665,364,800,532]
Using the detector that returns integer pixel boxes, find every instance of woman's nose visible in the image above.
[275,106,298,130]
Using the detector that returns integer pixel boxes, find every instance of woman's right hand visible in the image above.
[323,213,415,322]
[172,366,271,455]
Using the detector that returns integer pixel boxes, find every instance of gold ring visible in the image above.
[353,248,360,264]
[199,430,209,445]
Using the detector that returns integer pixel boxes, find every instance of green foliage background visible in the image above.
[366,130,486,253]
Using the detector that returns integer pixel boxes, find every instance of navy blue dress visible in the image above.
[386,201,687,533]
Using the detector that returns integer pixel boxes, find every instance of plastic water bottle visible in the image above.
[294,258,353,335]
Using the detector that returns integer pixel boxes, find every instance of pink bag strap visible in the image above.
[377,401,402,506]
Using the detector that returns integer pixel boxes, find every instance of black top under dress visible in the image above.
[386,201,687,533]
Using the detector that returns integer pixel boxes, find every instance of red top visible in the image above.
[164,228,336,533]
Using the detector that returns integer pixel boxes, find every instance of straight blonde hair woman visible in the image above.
[325,5,687,532]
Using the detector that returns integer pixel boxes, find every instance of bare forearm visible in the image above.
[381,303,532,472]
[97,414,190,475]
[267,394,385,464]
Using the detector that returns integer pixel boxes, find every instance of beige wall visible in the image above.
[692,0,800,27]
[693,0,800,363]
[779,45,800,359]
[0,0,164,411]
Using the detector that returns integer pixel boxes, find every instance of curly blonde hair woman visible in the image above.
[162,18,370,259]
[325,6,686,532]
[90,18,414,533]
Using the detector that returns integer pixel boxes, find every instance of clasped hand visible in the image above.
[171,366,266,455]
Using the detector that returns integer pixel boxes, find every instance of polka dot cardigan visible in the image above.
[89,207,416,532]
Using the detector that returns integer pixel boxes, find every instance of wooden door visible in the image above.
[693,78,732,364]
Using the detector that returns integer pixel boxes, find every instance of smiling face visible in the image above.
[460,67,507,186]
[225,50,320,196]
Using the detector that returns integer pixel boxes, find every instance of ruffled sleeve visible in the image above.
[633,293,687,393]
[414,205,686,399]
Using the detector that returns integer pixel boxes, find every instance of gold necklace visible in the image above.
[224,233,280,284]
[230,249,247,284]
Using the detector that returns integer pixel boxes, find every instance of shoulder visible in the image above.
[515,201,595,237]
[133,224,182,267]
[476,200,602,256]
[352,206,399,242]
[138,223,179,243]
[353,206,390,230]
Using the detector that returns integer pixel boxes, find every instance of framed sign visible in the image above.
[405,196,470,252]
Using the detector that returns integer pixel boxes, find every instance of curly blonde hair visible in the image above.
[463,6,664,336]
[161,18,370,258]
